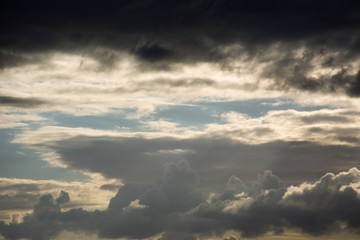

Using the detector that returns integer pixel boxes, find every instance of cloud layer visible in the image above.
[1,167,360,240]
[2,1,360,239]
[2,0,360,99]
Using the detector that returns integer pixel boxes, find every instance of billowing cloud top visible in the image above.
[1,167,360,240]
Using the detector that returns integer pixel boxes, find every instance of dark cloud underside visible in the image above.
[1,1,360,95]
[0,96,49,108]
[43,136,360,185]
[1,167,360,240]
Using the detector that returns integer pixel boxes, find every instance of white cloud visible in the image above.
[0,112,47,129]
[122,199,148,211]
[206,108,360,146]
[223,196,254,214]
[11,107,360,151]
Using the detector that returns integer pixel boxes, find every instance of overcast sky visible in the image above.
[1,1,360,239]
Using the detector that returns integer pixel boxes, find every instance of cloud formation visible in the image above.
[1,167,360,240]
[10,107,360,185]
[1,1,360,239]
[0,96,49,109]
[0,176,122,225]
[1,0,360,98]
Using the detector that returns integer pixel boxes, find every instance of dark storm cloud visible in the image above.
[0,191,70,240]
[1,168,360,240]
[2,0,359,47]
[280,169,360,234]
[2,0,360,95]
[132,43,176,62]
[51,136,171,183]
[98,160,204,239]
[0,96,49,108]
[49,135,360,185]
[262,53,360,96]
[186,168,360,238]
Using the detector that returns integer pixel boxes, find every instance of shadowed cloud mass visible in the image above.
[1,167,360,239]
[0,96,49,108]
[1,0,360,96]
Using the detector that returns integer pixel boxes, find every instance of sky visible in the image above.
[1,0,360,239]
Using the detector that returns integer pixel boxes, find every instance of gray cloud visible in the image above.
[1,168,360,240]
[257,170,282,190]
[157,232,197,240]
[0,191,70,240]
[300,114,352,124]
[190,168,360,238]
[0,96,49,108]
[223,237,237,240]
[0,193,40,211]
[0,184,49,211]
[47,135,360,186]
[0,179,110,216]
[55,191,70,205]
[114,78,217,94]
[0,183,40,193]
[262,52,360,97]
[0,51,31,69]
[132,43,176,62]
[99,184,122,191]
[1,1,360,96]
[279,168,360,235]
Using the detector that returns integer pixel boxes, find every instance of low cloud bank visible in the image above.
[1,164,360,240]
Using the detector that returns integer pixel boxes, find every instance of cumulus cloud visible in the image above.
[55,191,70,205]
[1,168,360,240]
[0,191,70,240]
[0,176,122,224]
[191,168,360,238]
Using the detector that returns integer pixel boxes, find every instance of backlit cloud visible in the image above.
[1,168,360,239]
[1,1,360,239]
